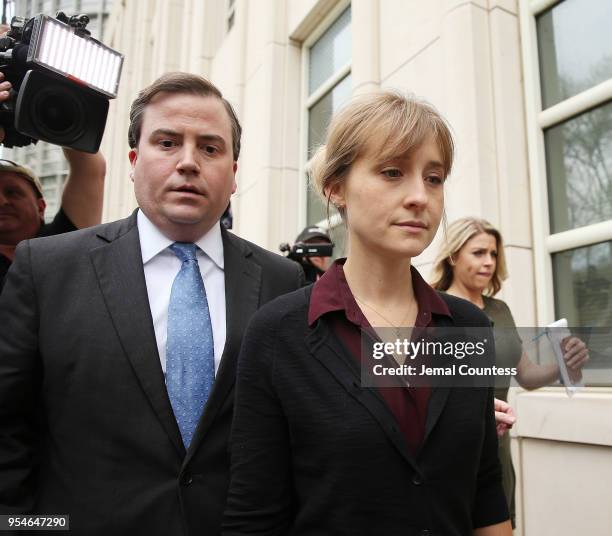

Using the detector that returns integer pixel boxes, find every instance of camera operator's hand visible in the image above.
[0,71,13,144]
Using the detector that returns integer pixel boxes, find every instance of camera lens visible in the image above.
[38,94,74,133]
[32,85,85,142]
[15,69,110,153]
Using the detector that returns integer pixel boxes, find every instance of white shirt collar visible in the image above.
[137,209,225,270]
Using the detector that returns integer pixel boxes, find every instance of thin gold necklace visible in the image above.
[353,294,416,338]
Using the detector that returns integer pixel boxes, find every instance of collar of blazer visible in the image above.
[90,209,263,459]
[303,286,452,470]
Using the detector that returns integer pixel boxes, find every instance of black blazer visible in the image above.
[0,210,304,536]
[223,287,509,536]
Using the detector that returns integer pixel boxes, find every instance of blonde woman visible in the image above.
[431,217,589,528]
[223,94,512,535]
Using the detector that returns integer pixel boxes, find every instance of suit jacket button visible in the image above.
[182,474,193,486]
[412,474,423,485]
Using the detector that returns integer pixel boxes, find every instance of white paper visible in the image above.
[545,318,583,397]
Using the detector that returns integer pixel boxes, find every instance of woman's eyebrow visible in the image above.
[425,160,445,170]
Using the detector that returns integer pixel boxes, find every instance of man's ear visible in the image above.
[37,197,46,221]
[231,162,238,194]
[128,149,138,181]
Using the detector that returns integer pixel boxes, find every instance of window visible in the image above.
[520,0,612,382]
[301,4,351,255]
[537,1,612,107]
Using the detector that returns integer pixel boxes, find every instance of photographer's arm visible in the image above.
[60,147,106,229]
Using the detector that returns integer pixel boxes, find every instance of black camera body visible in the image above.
[279,241,334,262]
[0,12,122,152]
[280,240,334,284]
[281,242,334,259]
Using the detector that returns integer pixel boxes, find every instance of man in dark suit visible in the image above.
[0,72,303,535]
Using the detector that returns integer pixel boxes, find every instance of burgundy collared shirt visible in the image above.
[308,259,452,455]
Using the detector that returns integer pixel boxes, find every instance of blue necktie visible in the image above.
[166,242,215,449]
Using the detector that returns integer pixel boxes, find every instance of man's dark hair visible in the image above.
[128,72,242,160]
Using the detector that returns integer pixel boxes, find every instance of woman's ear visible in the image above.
[325,183,346,210]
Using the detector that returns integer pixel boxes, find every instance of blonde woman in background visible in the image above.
[223,93,512,535]
[431,217,589,528]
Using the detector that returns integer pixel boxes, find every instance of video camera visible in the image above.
[280,226,334,284]
[0,11,123,152]
[279,241,334,261]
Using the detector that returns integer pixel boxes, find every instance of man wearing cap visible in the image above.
[0,151,106,292]
[294,225,333,283]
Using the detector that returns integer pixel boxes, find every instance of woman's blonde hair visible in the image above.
[309,90,454,220]
[430,217,508,296]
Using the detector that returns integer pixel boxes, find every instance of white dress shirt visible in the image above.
[137,210,226,375]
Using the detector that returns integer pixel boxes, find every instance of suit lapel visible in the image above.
[305,318,420,472]
[185,229,262,459]
[90,212,185,459]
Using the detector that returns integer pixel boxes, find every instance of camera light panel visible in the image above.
[30,15,123,98]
